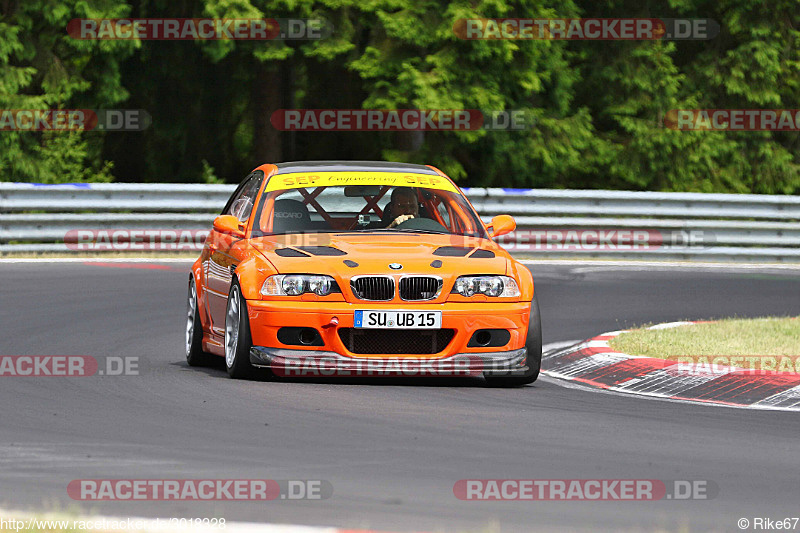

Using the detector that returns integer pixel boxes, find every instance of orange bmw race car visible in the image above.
[186,161,541,385]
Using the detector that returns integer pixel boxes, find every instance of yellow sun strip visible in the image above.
[264,171,458,193]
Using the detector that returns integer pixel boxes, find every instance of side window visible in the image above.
[224,171,264,223]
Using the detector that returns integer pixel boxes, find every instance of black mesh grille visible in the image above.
[351,277,394,301]
[338,328,455,355]
[399,276,442,301]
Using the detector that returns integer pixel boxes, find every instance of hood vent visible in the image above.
[275,248,310,257]
[275,246,346,257]
[469,249,495,258]
[297,246,347,256]
[433,246,471,257]
[433,246,495,258]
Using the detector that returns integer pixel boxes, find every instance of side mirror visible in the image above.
[213,215,245,238]
[487,215,516,238]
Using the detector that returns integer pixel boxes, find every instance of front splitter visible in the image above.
[250,346,528,377]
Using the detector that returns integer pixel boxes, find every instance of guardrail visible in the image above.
[1,182,799,261]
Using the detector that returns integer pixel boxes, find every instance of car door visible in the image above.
[205,171,264,336]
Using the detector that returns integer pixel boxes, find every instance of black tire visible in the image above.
[186,277,215,367]
[224,280,255,379]
[484,294,542,387]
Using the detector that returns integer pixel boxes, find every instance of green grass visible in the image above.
[610,317,800,370]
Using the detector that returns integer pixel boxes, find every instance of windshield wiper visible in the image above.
[392,229,450,235]
[352,228,451,235]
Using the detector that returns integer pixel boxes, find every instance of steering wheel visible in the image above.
[393,216,449,233]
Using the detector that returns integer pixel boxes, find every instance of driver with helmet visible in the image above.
[384,187,419,228]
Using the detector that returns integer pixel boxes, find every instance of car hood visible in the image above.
[250,233,511,279]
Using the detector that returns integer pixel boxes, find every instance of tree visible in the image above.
[0,0,135,182]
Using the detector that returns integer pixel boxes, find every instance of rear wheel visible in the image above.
[484,294,542,387]
[225,280,255,379]
[186,277,214,367]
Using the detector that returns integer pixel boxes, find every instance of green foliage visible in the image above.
[0,0,135,182]
[201,159,224,184]
[0,0,798,193]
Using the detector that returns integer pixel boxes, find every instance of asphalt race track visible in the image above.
[1,261,799,532]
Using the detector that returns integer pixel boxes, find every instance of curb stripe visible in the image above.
[756,384,800,408]
[575,358,679,386]
[677,373,800,404]
[542,322,800,411]
[547,352,629,379]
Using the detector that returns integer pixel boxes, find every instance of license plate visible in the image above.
[354,310,442,329]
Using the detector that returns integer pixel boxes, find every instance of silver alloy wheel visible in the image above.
[225,285,240,368]
[186,280,197,356]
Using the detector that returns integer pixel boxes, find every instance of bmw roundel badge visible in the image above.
[389,263,403,270]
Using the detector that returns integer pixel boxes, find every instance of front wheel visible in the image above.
[225,281,255,379]
[484,294,542,387]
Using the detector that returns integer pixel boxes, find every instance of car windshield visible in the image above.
[251,175,488,238]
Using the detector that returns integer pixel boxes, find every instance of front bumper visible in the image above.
[246,300,531,358]
[250,346,529,377]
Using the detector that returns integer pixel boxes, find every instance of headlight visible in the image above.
[261,274,340,296]
[452,276,520,298]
